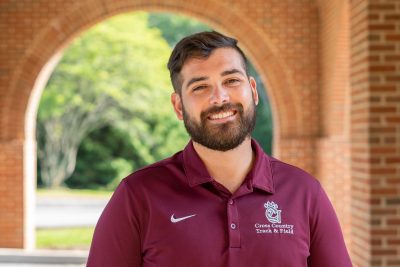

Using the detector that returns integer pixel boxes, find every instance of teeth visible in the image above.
[210,111,234,120]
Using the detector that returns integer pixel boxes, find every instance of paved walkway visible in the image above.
[36,195,110,228]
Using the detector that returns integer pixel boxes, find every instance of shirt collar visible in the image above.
[182,139,275,194]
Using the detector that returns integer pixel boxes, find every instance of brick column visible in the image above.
[317,0,352,252]
[0,140,24,248]
[350,0,400,266]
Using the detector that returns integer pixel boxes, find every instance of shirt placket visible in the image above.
[227,198,241,248]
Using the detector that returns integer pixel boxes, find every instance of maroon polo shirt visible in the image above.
[87,139,352,267]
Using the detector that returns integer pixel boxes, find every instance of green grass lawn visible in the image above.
[36,227,95,250]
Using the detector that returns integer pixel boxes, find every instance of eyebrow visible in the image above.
[185,76,208,90]
[221,68,245,77]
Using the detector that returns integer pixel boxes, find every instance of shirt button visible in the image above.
[228,199,234,205]
[230,223,236,230]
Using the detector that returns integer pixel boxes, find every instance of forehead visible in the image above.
[180,48,246,82]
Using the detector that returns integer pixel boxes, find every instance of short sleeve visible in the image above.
[308,185,353,267]
[87,179,142,266]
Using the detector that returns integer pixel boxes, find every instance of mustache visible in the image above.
[201,103,243,119]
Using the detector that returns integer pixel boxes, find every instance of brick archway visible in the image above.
[2,0,299,145]
[1,0,302,249]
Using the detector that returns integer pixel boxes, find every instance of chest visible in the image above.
[140,190,311,267]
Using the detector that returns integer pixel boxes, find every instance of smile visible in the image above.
[208,110,236,120]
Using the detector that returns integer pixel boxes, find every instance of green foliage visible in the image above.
[40,12,172,121]
[249,65,273,155]
[148,13,211,46]
[37,12,189,188]
[66,126,136,189]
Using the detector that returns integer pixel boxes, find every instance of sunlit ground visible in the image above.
[36,189,111,249]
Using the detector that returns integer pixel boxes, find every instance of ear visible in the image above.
[171,92,184,120]
[249,76,259,105]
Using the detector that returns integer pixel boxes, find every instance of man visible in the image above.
[87,31,352,266]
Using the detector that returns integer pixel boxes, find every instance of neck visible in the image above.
[193,137,255,193]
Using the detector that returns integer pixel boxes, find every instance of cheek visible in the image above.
[232,87,254,103]
[181,101,202,120]
[183,95,207,113]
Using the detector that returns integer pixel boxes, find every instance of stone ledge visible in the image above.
[0,249,87,264]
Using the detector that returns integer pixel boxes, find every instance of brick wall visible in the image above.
[350,0,400,266]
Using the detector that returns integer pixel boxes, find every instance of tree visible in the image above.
[148,13,211,47]
[37,12,187,188]
[64,126,138,189]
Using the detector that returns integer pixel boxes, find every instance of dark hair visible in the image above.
[167,31,249,94]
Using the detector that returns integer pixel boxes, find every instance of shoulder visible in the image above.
[121,151,185,191]
[268,156,321,193]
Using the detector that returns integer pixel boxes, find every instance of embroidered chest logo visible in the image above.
[254,201,295,235]
[264,201,281,224]
[170,214,196,223]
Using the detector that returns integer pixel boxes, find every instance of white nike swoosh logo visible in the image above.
[170,214,196,223]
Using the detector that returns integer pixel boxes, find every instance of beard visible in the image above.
[182,101,257,152]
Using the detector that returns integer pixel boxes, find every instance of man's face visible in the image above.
[171,48,259,151]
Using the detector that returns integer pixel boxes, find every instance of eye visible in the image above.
[225,78,241,86]
[192,85,208,92]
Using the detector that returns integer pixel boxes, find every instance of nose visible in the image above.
[209,84,229,105]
